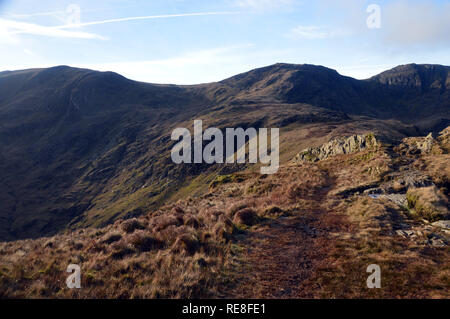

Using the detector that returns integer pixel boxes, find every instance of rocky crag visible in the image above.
[293,133,379,162]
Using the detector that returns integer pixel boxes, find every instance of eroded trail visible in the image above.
[220,175,342,298]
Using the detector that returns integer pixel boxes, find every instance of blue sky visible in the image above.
[0,0,449,84]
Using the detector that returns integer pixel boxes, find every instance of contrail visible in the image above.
[54,11,241,29]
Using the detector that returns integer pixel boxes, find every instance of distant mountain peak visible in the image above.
[370,63,450,90]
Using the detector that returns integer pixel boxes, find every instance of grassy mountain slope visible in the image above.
[0,127,448,298]
[0,63,449,241]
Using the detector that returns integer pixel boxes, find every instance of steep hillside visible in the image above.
[369,64,450,123]
[0,63,449,240]
[371,64,450,89]
[0,66,212,240]
[0,127,448,298]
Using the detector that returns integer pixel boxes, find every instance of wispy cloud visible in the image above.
[288,25,348,39]
[0,23,19,44]
[0,18,105,39]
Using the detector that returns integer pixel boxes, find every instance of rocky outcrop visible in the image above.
[437,126,450,152]
[395,133,435,155]
[293,133,378,162]
[394,126,450,155]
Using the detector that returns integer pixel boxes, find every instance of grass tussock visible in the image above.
[406,187,449,222]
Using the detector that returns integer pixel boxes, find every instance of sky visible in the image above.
[0,0,449,84]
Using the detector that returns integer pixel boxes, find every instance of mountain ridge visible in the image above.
[0,62,449,240]
[188,62,449,120]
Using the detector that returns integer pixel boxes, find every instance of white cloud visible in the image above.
[23,49,33,56]
[382,1,450,48]
[0,18,105,39]
[0,22,19,44]
[288,25,348,39]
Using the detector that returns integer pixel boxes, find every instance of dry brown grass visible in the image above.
[0,133,449,299]
[0,200,234,298]
[304,195,450,298]
[0,162,319,298]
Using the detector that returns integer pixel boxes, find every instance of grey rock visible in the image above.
[396,132,435,155]
[387,170,433,189]
[396,229,416,238]
[380,194,407,207]
[429,236,447,247]
[294,133,378,162]
[432,220,450,229]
